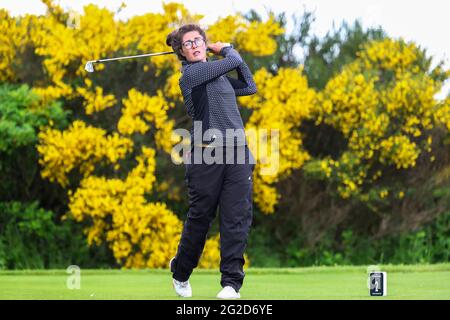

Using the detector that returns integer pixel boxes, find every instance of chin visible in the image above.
[187,53,206,62]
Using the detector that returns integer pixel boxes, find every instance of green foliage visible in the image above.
[246,222,283,268]
[302,20,386,89]
[242,9,386,89]
[247,210,449,267]
[0,83,71,202]
[0,83,69,153]
[0,201,114,269]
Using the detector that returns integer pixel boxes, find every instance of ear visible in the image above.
[179,48,185,57]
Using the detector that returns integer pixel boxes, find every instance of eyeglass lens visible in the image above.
[184,38,204,49]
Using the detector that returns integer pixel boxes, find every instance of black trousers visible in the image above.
[170,145,255,292]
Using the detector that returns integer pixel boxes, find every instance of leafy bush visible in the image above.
[247,209,449,267]
[0,201,114,269]
[0,83,69,154]
[0,83,70,202]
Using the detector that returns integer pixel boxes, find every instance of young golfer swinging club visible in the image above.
[166,24,257,299]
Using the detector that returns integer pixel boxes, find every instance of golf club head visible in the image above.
[85,61,95,73]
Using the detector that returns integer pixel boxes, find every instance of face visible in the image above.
[180,30,207,63]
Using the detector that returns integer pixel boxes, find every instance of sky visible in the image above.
[1,0,449,97]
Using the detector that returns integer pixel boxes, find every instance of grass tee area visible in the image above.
[1,264,449,300]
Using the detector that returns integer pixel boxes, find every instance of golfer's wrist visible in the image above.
[219,44,233,56]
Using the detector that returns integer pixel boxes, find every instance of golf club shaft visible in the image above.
[91,51,175,63]
[85,48,215,72]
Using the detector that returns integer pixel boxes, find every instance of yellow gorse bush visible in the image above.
[67,147,184,268]
[0,9,34,81]
[207,13,284,56]
[76,79,117,114]
[37,120,134,187]
[1,1,284,268]
[241,38,448,211]
[118,88,176,154]
[240,67,316,213]
[434,97,450,131]
[313,38,449,201]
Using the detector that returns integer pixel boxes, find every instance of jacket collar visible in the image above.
[181,57,209,72]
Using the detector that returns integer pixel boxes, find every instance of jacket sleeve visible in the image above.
[180,46,243,89]
[225,61,257,96]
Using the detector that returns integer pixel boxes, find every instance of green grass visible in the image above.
[1,264,449,300]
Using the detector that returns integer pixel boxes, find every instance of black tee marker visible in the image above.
[369,272,387,296]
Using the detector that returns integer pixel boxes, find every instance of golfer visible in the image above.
[166,24,257,299]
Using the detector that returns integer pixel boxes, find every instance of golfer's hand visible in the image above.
[207,42,231,55]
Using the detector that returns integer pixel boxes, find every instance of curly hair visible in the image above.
[166,24,208,62]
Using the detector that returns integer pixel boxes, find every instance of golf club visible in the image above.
[85,48,214,72]
[85,51,175,73]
